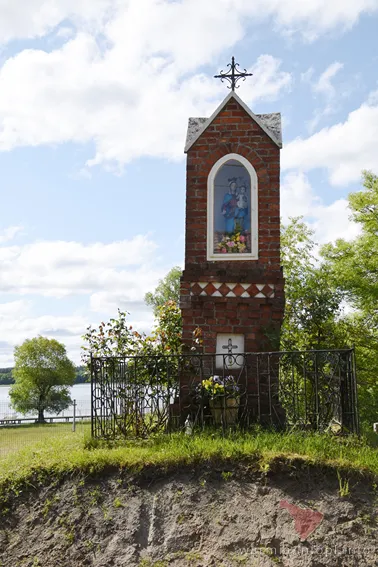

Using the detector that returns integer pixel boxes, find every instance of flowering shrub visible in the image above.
[197,375,240,400]
[217,232,248,254]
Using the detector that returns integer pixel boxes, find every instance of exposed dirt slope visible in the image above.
[1,465,377,567]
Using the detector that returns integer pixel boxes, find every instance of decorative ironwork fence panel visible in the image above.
[91,349,359,439]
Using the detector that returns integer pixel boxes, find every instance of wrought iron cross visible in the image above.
[214,56,253,91]
[222,338,238,365]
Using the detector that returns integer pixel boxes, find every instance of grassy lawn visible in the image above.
[0,421,90,458]
[1,424,378,498]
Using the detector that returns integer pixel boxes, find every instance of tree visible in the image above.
[148,300,183,354]
[144,266,182,316]
[321,171,378,427]
[0,368,13,385]
[10,337,76,423]
[322,171,378,318]
[333,312,378,427]
[280,217,344,351]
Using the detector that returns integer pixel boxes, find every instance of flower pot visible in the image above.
[209,396,239,426]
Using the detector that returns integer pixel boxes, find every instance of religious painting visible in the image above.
[213,159,252,255]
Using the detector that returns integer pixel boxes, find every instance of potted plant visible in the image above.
[198,375,240,426]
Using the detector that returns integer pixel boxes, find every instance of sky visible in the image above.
[0,0,377,367]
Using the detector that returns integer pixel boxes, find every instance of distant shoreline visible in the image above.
[0,366,88,387]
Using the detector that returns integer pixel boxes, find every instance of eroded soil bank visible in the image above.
[1,464,378,567]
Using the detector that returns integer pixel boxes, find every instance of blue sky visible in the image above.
[0,0,377,366]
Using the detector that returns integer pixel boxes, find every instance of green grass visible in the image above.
[1,424,378,501]
[0,422,90,458]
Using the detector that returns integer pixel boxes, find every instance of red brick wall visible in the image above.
[180,96,285,354]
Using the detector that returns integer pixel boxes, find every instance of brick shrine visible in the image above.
[179,90,285,424]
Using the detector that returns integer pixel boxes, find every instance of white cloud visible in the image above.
[258,0,378,40]
[304,61,344,132]
[281,171,360,245]
[313,61,344,98]
[282,92,378,185]
[301,67,315,83]
[1,0,378,45]
[0,33,291,168]
[311,198,361,244]
[0,295,158,365]
[0,300,89,364]
[0,0,112,44]
[1,0,376,168]
[0,299,31,319]
[239,55,292,102]
[0,230,168,364]
[0,234,165,297]
[0,226,23,243]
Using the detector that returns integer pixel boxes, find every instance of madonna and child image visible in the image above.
[213,162,252,254]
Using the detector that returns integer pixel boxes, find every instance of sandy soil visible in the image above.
[1,465,378,566]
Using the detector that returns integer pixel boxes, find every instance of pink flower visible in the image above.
[227,241,235,247]
[239,235,246,243]
[221,248,227,253]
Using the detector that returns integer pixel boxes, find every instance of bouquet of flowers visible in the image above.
[197,375,240,400]
[217,232,248,254]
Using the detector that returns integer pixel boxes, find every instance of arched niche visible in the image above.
[207,153,258,261]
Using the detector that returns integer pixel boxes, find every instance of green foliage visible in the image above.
[82,301,184,364]
[73,366,88,384]
[113,497,124,508]
[138,560,167,567]
[81,267,204,379]
[0,366,86,386]
[81,301,184,397]
[280,208,378,430]
[280,218,344,351]
[321,172,378,428]
[144,266,182,316]
[337,470,350,497]
[322,171,378,315]
[0,369,13,386]
[221,471,233,481]
[332,312,378,427]
[81,309,146,364]
[9,337,76,423]
[147,300,183,355]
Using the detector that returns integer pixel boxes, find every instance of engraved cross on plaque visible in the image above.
[222,338,238,365]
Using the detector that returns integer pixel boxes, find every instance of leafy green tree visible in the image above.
[147,300,183,354]
[10,337,76,423]
[322,171,378,317]
[0,368,13,385]
[144,266,182,316]
[321,172,378,428]
[74,366,89,384]
[280,217,344,351]
[334,312,378,428]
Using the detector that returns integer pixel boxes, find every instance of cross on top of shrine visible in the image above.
[214,56,253,91]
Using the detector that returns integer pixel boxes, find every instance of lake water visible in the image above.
[0,384,91,420]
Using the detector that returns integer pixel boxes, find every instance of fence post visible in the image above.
[72,399,77,432]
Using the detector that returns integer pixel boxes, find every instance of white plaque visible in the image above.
[216,333,245,370]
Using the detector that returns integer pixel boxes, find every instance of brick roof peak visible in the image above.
[184,91,282,152]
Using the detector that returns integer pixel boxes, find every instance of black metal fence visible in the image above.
[91,349,359,439]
